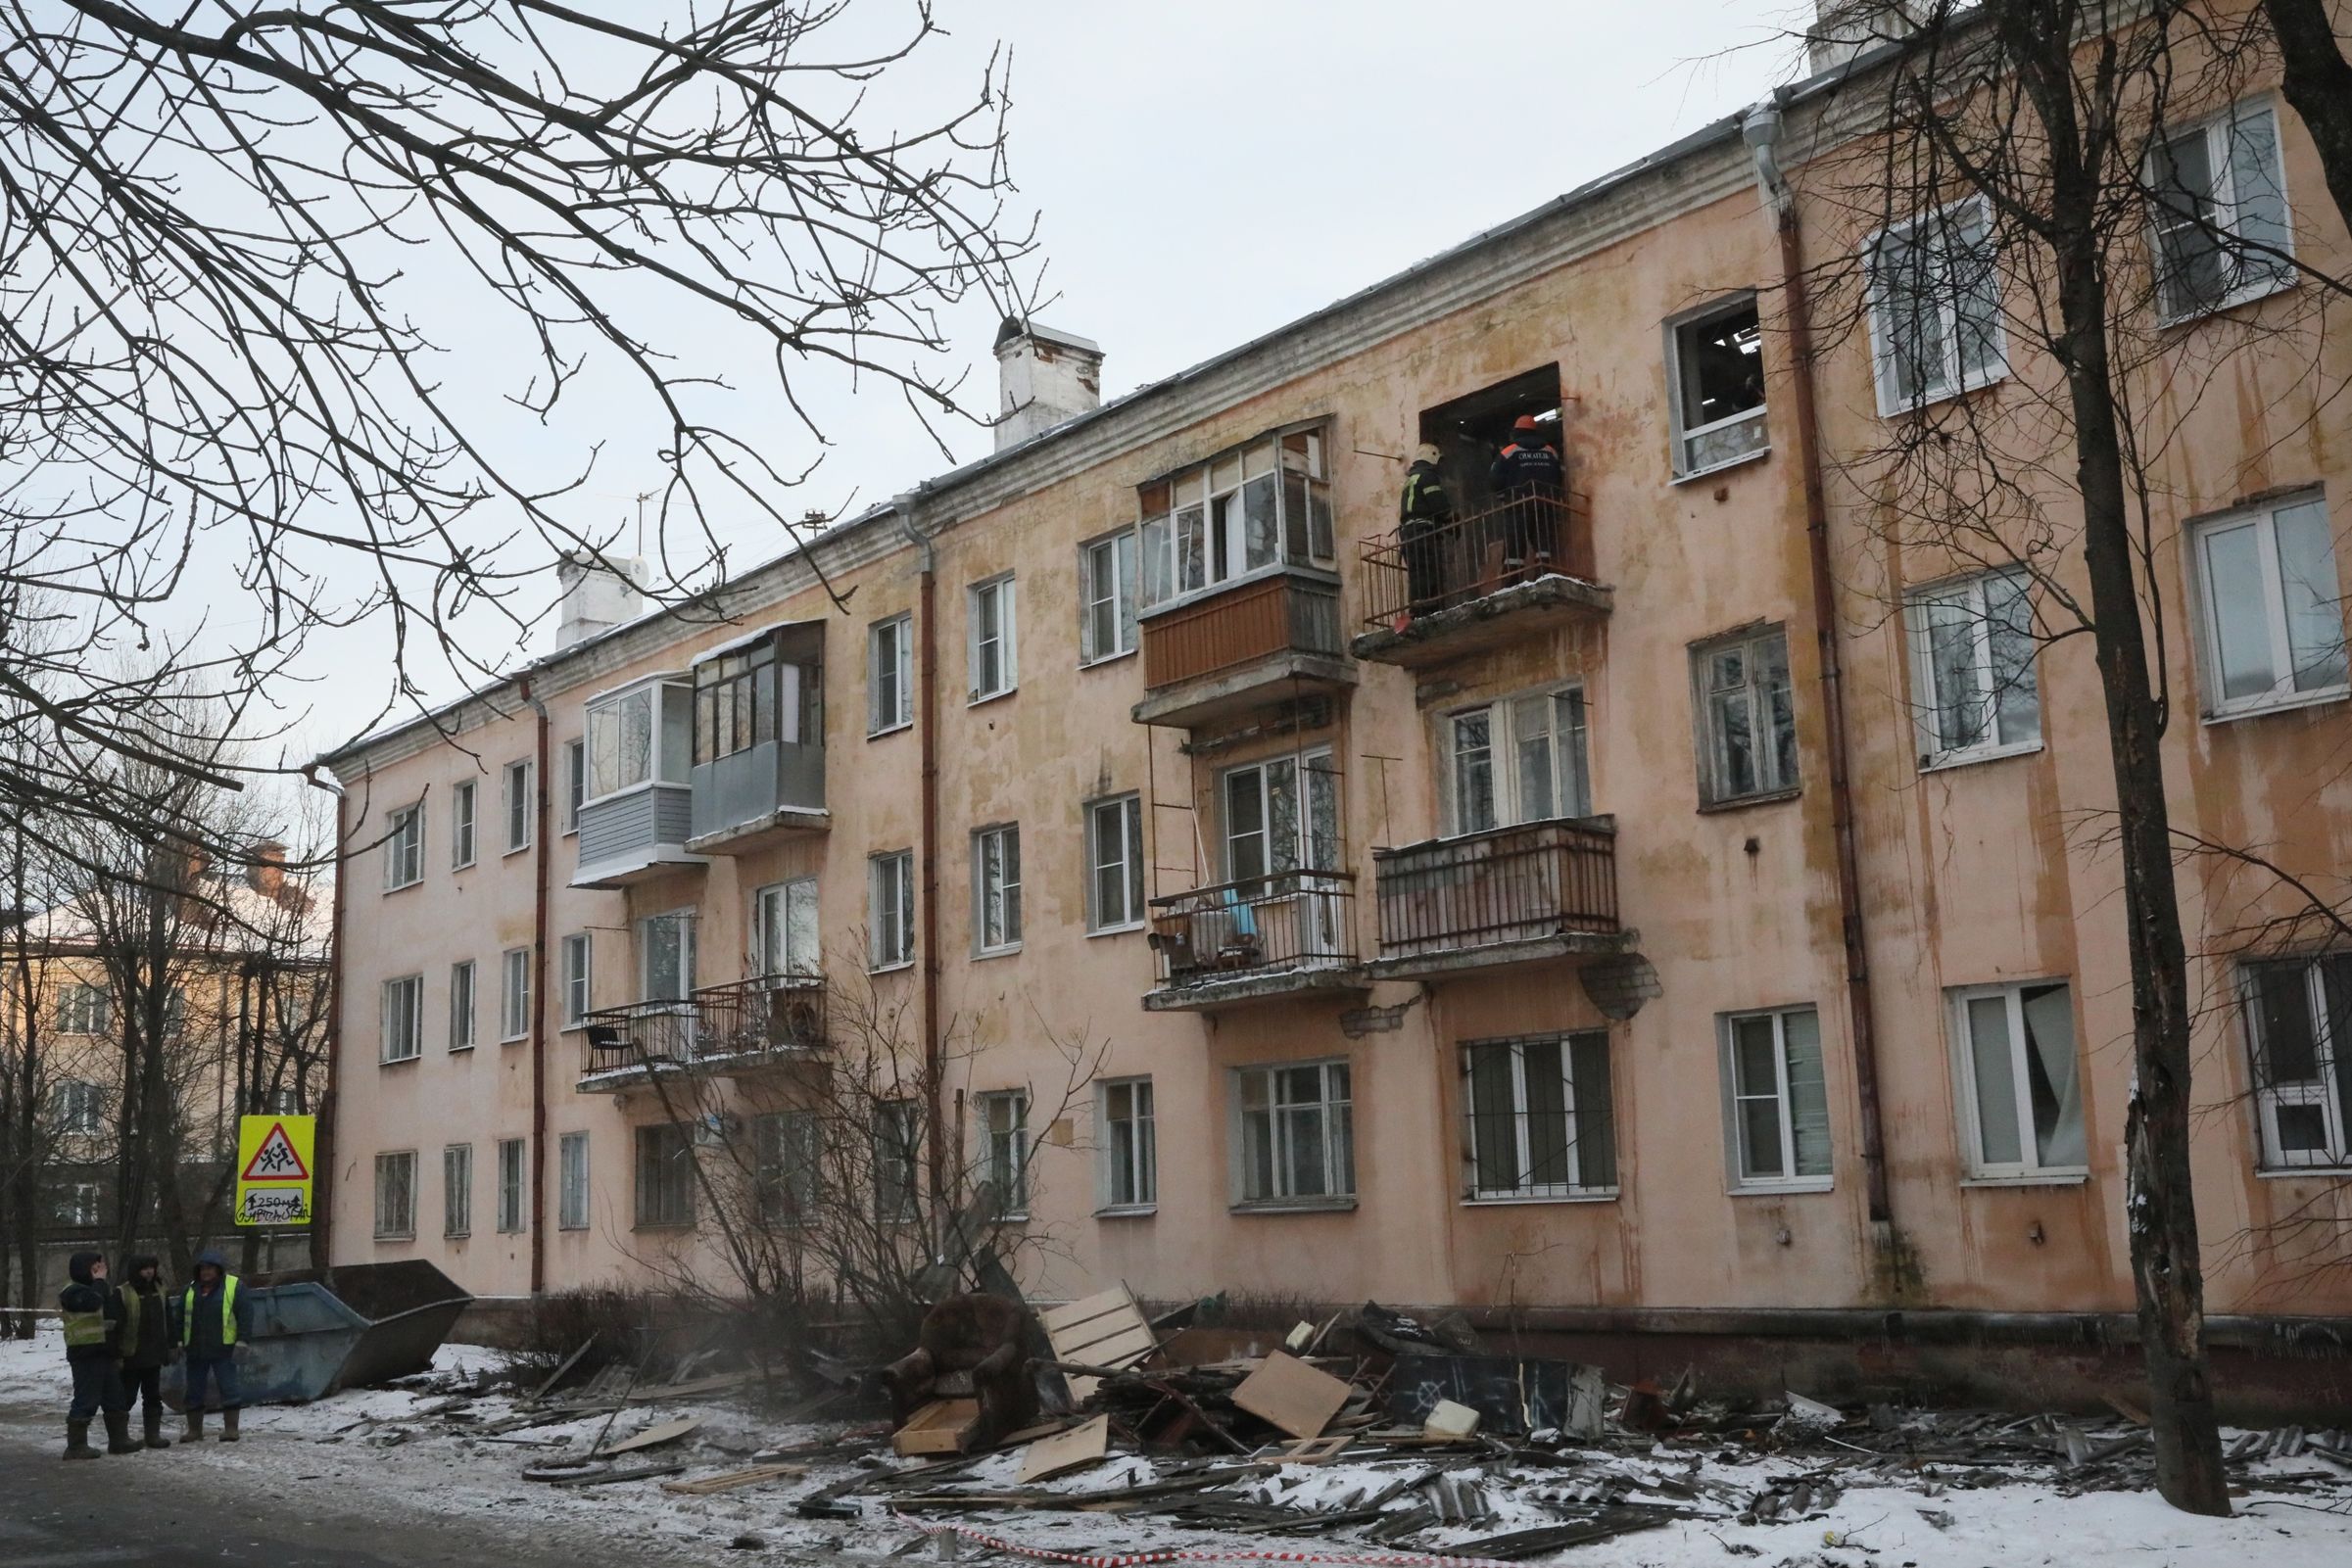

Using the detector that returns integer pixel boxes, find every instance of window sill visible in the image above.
[1087,922,1147,939]
[1728,1179,1834,1197]
[1919,739,2044,774]
[1080,647,1139,671]
[1698,785,1802,816]
[2157,273,2294,330]
[1463,1190,1620,1207]
[2202,687,2349,727]
[867,960,916,976]
[1094,1204,1158,1219]
[558,1022,585,1035]
[452,859,477,874]
[1229,1197,1358,1216]
[967,687,1017,709]
[973,944,1024,962]
[1876,365,2009,421]
[500,1034,529,1047]
[1670,445,1771,486]
[2256,1164,2352,1180]
[383,880,422,895]
[631,1221,696,1233]
[444,1232,470,1242]
[1959,1170,2089,1188]
[372,1234,415,1244]
[447,1044,476,1055]
[867,721,913,741]
[379,1054,421,1069]
[503,844,532,859]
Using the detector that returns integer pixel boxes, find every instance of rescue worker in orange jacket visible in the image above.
[1487,413,1564,575]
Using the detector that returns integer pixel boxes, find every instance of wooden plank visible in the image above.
[1040,1288,1132,1333]
[526,1338,598,1405]
[1231,1352,1351,1441]
[595,1414,701,1457]
[893,1399,982,1457]
[659,1462,808,1496]
[1018,1414,1110,1483]
[1068,1323,1158,1367]
[1042,1283,1155,1402]
[1273,1433,1354,1465]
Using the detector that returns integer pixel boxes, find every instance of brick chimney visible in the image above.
[992,318,1103,452]
[554,550,648,649]
[1808,1,1926,73]
[248,839,286,898]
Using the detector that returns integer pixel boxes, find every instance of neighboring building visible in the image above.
[319,7,2352,1385]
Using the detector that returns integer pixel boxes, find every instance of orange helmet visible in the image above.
[1512,414,1541,434]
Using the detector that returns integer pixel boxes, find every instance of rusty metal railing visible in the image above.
[1372,818,1617,961]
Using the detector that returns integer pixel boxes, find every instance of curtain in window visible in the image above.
[2019,983,2084,1168]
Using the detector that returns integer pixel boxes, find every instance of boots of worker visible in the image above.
[142,1407,171,1449]
[220,1407,240,1443]
[103,1410,141,1455]
[183,1407,204,1444]
[64,1418,101,1460]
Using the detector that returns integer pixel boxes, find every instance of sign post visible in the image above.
[234,1115,315,1227]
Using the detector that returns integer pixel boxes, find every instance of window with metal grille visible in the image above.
[374,1151,416,1239]
[2240,956,2352,1170]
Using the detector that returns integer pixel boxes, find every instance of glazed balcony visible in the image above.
[1351,495,1610,671]
[685,622,828,856]
[1143,869,1365,1013]
[1133,568,1354,730]
[1368,817,1624,980]
[576,975,827,1093]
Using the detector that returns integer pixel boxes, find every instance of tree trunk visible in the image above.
[2262,0,2352,241]
[2051,214,2232,1516]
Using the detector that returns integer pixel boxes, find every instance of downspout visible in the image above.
[304,765,347,1274]
[893,491,948,1235]
[1745,101,1895,1233]
[520,678,553,1294]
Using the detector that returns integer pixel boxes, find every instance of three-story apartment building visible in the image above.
[321,10,2352,1399]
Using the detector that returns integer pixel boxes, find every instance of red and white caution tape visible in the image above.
[893,1515,1532,1568]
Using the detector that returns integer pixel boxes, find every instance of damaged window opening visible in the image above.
[1464,1033,1616,1200]
[1668,296,1766,477]
[1951,980,2087,1179]
[2242,954,2352,1170]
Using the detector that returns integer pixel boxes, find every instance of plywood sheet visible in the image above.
[1231,1352,1350,1441]
[1018,1413,1110,1483]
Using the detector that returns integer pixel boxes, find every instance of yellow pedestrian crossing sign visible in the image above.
[235,1115,315,1227]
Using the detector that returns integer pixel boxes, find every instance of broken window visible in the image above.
[1667,295,1766,476]
[1721,1007,1832,1187]
[2242,955,2352,1169]
[1235,1060,1354,1206]
[1137,426,1331,607]
[1950,980,2086,1177]
[1464,1033,1616,1200]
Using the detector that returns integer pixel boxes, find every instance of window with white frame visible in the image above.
[1080,530,1140,663]
[1949,980,2086,1178]
[1667,295,1767,477]
[1907,569,2041,766]
[874,1099,921,1223]
[754,878,821,978]
[1720,1007,1832,1188]
[1865,195,2005,413]
[50,1079,102,1136]
[381,974,424,1064]
[557,1131,591,1230]
[500,948,531,1041]
[449,960,476,1050]
[1139,426,1335,607]
[443,1143,472,1237]
[1693,627,1799,805]
[584,678,693,800]
[1224,749,1341,883]
[1448,687,1591,835]
[1464,1034,1617,1199]
[1099,1077,1156,1210]
[868,614,914,736]
[497,1137,526,1233]
[52,1182,99,1227]
[870,850,915,970]
[968,575,1018,700]
[1086,794,1145,931]
[53,982,109,1036]
[973,824,1022,954]
[562,738,585,833]
[2240,955,2352,1169]
[2192,495,2348,717]
[2150,100,2293,323]
[633,1122,695,1228]
[559,933,592,1027]
[504,758,534,852]
[640,911,696,1002]
[977,1089,1029,1217]
[374,1150,416,1239]
[263,1085,302,1117]
[753,1110,820,1225]
[384,803,424,890]
[1234,1060,1354,1206]
[452,780,477,868]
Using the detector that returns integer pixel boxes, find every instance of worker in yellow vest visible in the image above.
[58,1250,136,1459]
[168,1250,252,1442]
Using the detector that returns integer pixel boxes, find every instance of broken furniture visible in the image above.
[884,1293,1040,1454]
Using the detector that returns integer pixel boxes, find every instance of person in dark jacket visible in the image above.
[59,1250,135,1459]
[117,1254,174,1449]
[1398,444,1454,615]
[168,1249,252,1442]
[1486,413,1565,575]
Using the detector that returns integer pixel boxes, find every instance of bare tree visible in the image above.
[2259,0,2352,232]
[0,803,66,1336]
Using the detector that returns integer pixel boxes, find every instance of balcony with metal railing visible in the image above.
[1133,567,1354,730]
[1368,817,1625,980]
[1350,494,1610,670]
[1143,869,1365,1012]
[576,974,827,1092]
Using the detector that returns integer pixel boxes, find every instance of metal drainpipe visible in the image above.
[522,679,553,1293]
[894,491,948,1232]
[304,765,348,1273]
[1745,101,1895,1229]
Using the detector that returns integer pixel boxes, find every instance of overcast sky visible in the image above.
[290,0,1811,764]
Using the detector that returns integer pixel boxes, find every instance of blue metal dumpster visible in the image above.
[167,1260,473,1406]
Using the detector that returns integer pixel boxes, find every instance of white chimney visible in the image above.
[1808,1,1927,73]
[993,317,1103,452]
[554,550,648,648]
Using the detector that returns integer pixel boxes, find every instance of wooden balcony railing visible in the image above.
[1147,869,1358,988]
[1373,818,1618,961]
[1141,569,1343,690]
[1359,493,1586,630]
[579,974,826,1081]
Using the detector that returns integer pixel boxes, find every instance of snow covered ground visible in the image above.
[5,1327,2349,1567]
